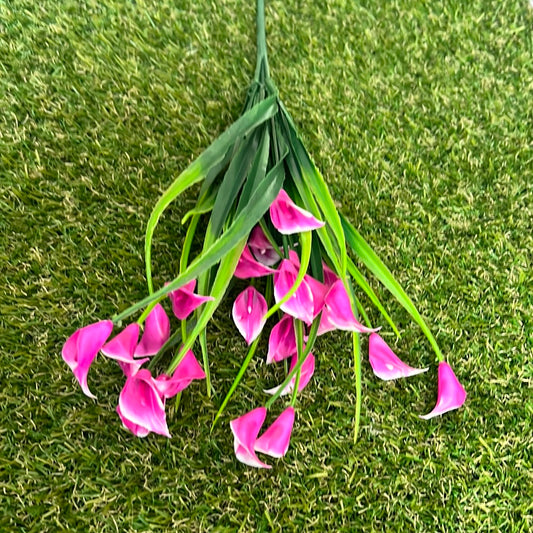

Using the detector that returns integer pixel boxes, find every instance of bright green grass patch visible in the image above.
[1,0,532,531]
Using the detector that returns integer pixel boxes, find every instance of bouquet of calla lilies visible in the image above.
[62,1,466,468]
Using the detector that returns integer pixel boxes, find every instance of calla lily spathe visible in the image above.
[234,246,276,279]
[420,361,467,419]
[269,189,325,234]
[368,333,428,381]
[134,304,170,357]
[232,286,268,345]
[230,407,271,469]
[118,368,171,438]
[101,323,149,377]
[153,349,206,399]
[248,225,280,266]
[254,407,295,458]
[168,280,214,321]
[267,314,297,364]
[62,320,114,399]
[318,280,377,335]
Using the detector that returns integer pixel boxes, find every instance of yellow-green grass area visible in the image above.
[1,0,531,531]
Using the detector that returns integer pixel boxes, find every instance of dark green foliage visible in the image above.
[1,0,531,531]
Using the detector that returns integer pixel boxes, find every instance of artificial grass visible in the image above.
[1,0,532,531]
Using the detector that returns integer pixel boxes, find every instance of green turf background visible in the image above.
[1,0,532,531]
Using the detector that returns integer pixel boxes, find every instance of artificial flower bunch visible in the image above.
[62,0,466,467]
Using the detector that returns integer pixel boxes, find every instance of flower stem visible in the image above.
[255,0,270,82]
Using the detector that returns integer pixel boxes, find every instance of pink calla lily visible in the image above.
[232,286,268,345]
[267,314,297,364]
[234,246,276,279]
[255,406,296,458]
[153,349,206,399]
[62,320,114,399]
[420,361,467,419]
[248,225,280,266]
[168,280,214,321]
[101,323,149,376]
[230,407,271,469]
[264,352,315,397]
[318,280,378,335]
[118,368,171,438]
[274,259,315,325]
[101,323,139,362]
[134,304,170,357]
[269,189,325,234]
[368,333,428,380]
[322,262,339,287]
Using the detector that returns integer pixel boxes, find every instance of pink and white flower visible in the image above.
[134,304,170,357]
[62,320,114,399]
[232,286,268,345]
[420,361,467,419]
[269,189,324,234]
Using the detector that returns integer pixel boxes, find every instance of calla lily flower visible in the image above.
[318,280,377,335]
[264,352,315,397]
[232,286,268,345]
[368,333,428,380]
[134,304,170,357]
[234,246,275,279]
[153,349,206,399]
[420,361,467,419]
[168,280,214,321]
[101,323,149,377]
[274,259,315,325]
[118,368,171,438]
[62,320,114,399]
[255,406,296,458]
[269,189,325,234]
[248,225,280,266]
[230,407,271,469]
[267,314,297,364]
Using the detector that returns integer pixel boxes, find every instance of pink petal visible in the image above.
[118,369,171,437]
[368,333,428,380]
[234,246,276,279]
[267,315,297,364]
[264,352,315,397]
[273,259,315,325]
[101,323,139,362]
[255,407,296,458]
[318,280,378,335]
[304,274,328,318]
[232,286,268,345]
[322,262,339,287]
[420,361,467,419]
[134,304,170,357]
[269,189,325,235]
[248,225,280,266]
[116,405,150,437]
[168,280,214,320]
[230,407,271,469]
[153,349,206,398]
[62,320,114,399]
[118,357,150,378]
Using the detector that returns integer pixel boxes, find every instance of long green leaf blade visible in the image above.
[144,95,278,293]
[340,213,444,361]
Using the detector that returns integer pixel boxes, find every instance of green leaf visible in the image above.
[112,158,285,324]
[281,105,347,279]
[340,213,444,362]
[144,95,278,294]
[209,130,261,237]
[181,186,218,225]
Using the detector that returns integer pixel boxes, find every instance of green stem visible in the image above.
[291,320,304,406]
[211,337,261,429]
[352,331,362,443]
[255,0,269,82]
